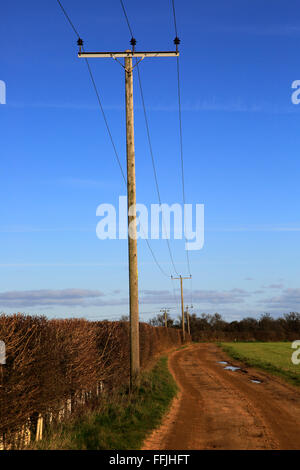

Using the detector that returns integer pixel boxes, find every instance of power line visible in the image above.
[56,0,169,279]
[171,0,178,38]
[143,237,169,277]
[118,0,194,306]
[136,63,179,275]
[171,277,180,314]
[118,0,179,276]
[56,0,80,37]
[171,0,191,277]
[84,59,127,183]
[56,0,126,183]
[120,0,134,38]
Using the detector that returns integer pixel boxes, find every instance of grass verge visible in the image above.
[219,342,300,387]
[33,356,177,450]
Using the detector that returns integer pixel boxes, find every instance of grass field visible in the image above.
[34,356,177,450]
[220,342,300,387]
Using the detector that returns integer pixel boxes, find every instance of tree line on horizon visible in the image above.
[146,311,300,341]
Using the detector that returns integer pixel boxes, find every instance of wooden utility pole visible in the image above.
[160,308,171,328]
[185,304,193,336]
[186,306,190,336]
[78,42,179,387]
[171,275,192,341]
[125,51,140,384]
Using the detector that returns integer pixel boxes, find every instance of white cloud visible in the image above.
[261,288,300,311]
[0,288,104,307]
[140,288,251,306]
[0,287,253,310]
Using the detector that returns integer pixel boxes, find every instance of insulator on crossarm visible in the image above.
[77,37,83,54]
[130,37,137,52]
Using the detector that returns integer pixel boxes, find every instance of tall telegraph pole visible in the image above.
[160,308,171,328]
[78,40,179,386]
[185,304,193,336]
[125,50,139,384]
[171,275,192,341]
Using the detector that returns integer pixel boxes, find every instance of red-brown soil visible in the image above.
[143,343,300,450]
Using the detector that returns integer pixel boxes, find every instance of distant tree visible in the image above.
[120,315,129,322]
[148,314,165,327]
[209,313,226,331]
[148,313,175,328]
[284,312,300,333]
[146,309,300,341]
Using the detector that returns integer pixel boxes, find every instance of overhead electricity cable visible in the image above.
[56,0,126,183]
[171,0,178,38]
[55,0,169,279]
[136,59,179,275]
[171,0,191,277]
[171,0,194,311]
[118,0,180,276]
[119,0,134,38]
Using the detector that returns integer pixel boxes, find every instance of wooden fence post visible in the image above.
[36,414,43,441]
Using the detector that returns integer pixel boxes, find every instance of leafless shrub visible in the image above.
[0,314,185,447]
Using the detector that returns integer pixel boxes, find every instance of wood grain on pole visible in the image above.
[125,53,140,386]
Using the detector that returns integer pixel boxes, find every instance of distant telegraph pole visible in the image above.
[160,308,171,328]
[171,275,192,341]
[185,304,193,336]
[79,39,179,387]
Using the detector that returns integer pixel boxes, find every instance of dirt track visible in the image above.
[143,343,300,450]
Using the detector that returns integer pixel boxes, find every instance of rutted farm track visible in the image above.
[143,343,300,450]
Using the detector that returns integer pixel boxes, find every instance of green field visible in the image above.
[220,342,300,386]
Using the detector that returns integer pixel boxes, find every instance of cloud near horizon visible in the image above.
[0,287,253,309]
[1,287,298,315]
[262,288,300,311]
[0,289,104,308]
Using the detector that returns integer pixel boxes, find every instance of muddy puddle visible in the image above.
[224,365,241,371]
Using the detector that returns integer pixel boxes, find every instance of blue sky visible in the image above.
[1,0,300,322]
